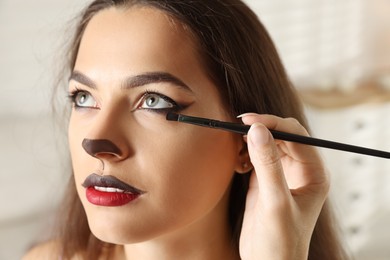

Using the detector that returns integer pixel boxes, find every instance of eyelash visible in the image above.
[67,88,81,107]
[67,88,96,109]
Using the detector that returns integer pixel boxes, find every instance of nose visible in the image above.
[76,100,134,163]
[82,138,123,159]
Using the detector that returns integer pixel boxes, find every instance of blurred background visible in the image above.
[1,0,389,259]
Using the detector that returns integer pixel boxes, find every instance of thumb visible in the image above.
[247,123,290,201]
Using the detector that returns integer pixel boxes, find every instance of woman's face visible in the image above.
[68,6,245,244]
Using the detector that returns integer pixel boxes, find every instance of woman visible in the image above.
[25,0,348,259]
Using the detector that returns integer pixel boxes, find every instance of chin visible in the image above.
[87,214,164,245]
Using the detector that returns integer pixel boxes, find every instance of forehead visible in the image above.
[76,6,204,80]
[80,6,197,57]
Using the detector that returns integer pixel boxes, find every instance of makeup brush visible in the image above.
[166,112,390,159]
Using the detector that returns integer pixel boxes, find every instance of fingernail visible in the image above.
[249,123,270,146]
[236,112,258,118]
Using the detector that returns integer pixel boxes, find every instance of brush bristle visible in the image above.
[166,112,179,121]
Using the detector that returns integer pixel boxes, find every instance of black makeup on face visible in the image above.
[82,139,122,158]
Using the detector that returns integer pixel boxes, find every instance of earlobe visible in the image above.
[235,141,253,174]
[236,161,253,174]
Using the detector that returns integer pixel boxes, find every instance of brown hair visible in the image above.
[55,0,348,259]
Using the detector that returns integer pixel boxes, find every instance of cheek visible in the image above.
[68,117,92,187]
[68,119,84,186]
[140,127,239,216]
[68,119,80,172]
[68,118,83,161]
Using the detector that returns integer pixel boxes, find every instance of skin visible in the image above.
[24,5,329,260]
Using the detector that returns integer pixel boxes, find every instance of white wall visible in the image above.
[0,1,85,259]
[0,116,67,259]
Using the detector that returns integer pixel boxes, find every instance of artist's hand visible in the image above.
[238,114,329,260]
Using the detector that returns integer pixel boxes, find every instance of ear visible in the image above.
[234,139,252,174]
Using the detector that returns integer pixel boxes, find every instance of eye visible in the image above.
[69,90,97,108]
[138,92,177,112]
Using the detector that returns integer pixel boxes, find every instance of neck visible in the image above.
[122,232,239,260]
[115,190,240,260]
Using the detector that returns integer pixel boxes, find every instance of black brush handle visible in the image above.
[216,121,390,159]
[269,129,390,159]
[168,112,390,159]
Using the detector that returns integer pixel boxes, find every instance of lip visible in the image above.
[82,173,145,206]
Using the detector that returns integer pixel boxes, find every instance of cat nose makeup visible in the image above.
[82,139,122,158]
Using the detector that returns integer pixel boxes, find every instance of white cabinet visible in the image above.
[306,102,390,260]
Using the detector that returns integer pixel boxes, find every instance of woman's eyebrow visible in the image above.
[69,70,193,93]
[124,72,193,93]
[69,70,97,89]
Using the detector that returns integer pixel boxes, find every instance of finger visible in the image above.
[240,113,306,133]
[240,113,321,164]
[241,113,328,192]
[247,122,290,203]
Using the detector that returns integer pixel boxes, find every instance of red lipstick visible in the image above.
[82,174,145,206]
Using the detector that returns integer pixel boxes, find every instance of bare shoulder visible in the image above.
[22,240,61,260]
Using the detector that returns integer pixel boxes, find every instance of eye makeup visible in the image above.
[166,112,390,159]
[68,87,187,114]
[68,69,195,115]
[135,91,183,114]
